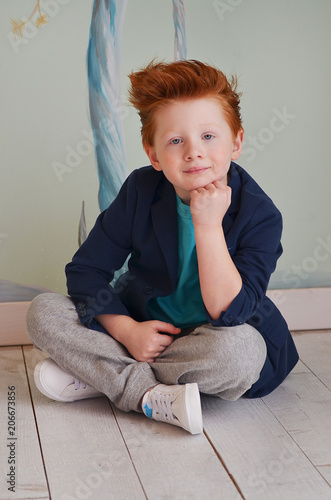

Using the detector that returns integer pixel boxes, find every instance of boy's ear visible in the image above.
[144,145,162,171]
[231,128,244,161]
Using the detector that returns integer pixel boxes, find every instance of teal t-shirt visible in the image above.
[147,195,206,328]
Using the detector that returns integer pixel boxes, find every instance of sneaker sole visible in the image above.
[184,383,203,435]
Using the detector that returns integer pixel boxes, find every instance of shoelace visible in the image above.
[74,379,87,390]
[150,390,178,423]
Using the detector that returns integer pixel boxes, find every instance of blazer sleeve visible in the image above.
[207,197,283,327]
[65,170,138,327]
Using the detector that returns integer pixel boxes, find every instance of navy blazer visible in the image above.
[66,162,299,398]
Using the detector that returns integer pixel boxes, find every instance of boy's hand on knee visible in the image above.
[124,320,181,363]
[95,314,181,363]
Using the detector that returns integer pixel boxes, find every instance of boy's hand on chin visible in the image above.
[190,180,231,227]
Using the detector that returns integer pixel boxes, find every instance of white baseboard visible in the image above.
[267,287,331,331]
[0,288,330,346]
[0,301,32,346]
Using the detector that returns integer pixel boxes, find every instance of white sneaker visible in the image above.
[142,383,203,435]
[34,358,104,402]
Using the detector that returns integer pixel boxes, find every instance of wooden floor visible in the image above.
[1,331,331,500]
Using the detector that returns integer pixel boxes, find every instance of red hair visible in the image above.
[128,59,242,146]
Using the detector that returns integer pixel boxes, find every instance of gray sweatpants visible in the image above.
[26,293,267,413]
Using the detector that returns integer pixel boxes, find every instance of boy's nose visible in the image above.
[184,141,203,160]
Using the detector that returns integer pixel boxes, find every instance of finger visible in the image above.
[213,180,224,189]
[159,335,174,348]
[205,182,217,190]
[136,354,155,363]
[191,186,206,194]
[144,352,157,363]
[154,321,181,335]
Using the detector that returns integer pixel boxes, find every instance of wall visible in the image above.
[1,0,330,295]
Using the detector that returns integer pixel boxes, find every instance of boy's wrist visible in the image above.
[95,313,136,344]
[193,222,223,233]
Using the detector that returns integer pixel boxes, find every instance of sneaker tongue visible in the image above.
[74,379,86,390]
[152,392,177,424]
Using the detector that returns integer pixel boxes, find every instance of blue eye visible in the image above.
[203,134,213,140]
[171,138,182,144]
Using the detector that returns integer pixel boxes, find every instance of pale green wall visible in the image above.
[1,0,330,295]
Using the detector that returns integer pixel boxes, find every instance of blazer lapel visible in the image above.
[223,162,241,236]
[151,177,178,291]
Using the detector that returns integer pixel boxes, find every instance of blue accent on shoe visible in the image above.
[143,402,153,419]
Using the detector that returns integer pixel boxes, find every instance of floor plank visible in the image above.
[1,330,330,500]
[112,404,242,500]
[263,333,331,488]
[201,393,331,499]
[201,331,331,499]
[293,330,331,390]
[24,347,146,500]
[0,346,49,499]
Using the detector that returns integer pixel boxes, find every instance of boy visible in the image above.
[27,60,299,435]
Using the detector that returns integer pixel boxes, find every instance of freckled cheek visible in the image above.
[162,155,181,172]
[215,150,233,163]
[160,151,176,163]
[210,154,226,166]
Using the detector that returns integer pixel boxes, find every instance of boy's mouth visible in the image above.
[183,166,210,174]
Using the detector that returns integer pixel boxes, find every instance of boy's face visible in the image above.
[144,97,243,204]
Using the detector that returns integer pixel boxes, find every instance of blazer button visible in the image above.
[226,315,234,324]
[143,286,153,294]
[77,303,87,317]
